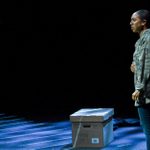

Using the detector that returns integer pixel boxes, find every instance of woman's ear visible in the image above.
[142,19,147,26]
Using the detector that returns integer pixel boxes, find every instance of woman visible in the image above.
[130,9,150,150]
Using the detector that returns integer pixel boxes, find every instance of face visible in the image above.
[130,12,145,33]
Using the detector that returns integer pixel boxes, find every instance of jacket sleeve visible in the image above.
[135,38,150,91]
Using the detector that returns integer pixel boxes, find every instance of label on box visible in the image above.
[91,138,99,144]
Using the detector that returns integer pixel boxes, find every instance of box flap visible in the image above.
[70,108,114,122]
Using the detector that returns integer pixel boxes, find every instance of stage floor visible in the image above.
[0,113,146,150]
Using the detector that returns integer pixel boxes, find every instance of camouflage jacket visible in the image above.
[133,29,150,107]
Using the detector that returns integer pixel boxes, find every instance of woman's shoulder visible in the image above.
[141,29,150,43]
[143,29,150,38]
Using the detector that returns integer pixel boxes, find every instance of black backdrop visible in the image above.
[2,1,150,118]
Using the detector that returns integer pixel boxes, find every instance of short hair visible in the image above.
[135,9,150,28]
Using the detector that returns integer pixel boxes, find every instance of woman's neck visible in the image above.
[139,27,148,37]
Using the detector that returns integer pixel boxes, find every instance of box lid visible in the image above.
[70,108,114,122]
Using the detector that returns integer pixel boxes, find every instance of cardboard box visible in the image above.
[70,108,114,148]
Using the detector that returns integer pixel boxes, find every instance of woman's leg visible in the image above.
[138,105,150,150]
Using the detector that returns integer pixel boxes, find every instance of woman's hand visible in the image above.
[132,90,140,101]
[130,63,135,73]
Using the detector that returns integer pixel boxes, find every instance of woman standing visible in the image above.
[130,9,150,150]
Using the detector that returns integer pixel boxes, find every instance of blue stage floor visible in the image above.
[0,113,146,150]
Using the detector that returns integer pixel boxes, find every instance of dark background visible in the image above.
[1,1,150,119]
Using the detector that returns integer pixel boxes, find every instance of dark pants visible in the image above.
[138,104,150,150]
